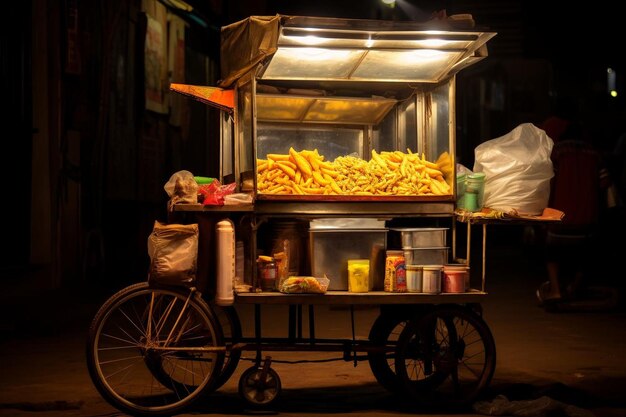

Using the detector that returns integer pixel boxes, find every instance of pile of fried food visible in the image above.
[257,147,453,196]
[279,276,329,294]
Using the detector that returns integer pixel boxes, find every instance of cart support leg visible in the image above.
[254,304,262,365]
[297,305,303,340]
[466,220,471,267]
[482,223,487,292]
[308,305,315,345]
[288,305,296,341]
[350,305,357,367]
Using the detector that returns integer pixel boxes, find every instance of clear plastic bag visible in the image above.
[147,221,198,287]
[474,123,554,215]
[164,170,198,209]
[279,276,330,294]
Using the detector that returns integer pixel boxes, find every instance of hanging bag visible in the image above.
[147,221,199,286]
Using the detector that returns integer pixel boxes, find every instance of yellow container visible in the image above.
[348,259,370,293]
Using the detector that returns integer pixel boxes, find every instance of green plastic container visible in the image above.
[194,176,215,185]
[466,172,486,211]
[456,173,466,209]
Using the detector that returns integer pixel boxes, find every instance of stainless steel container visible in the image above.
[422,265,442,294]
[403,247,449,265]
[309,228,387,290]
[392,227,448,248]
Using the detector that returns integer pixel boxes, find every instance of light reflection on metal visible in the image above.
[265,19,495,84]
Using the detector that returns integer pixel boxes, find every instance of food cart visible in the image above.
[86,14,498,416]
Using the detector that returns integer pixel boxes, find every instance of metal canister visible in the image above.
[422,265,442,294]
[385,250,406,292]
[406,265,423,293]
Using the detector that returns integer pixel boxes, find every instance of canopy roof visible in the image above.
[219,14,496,88]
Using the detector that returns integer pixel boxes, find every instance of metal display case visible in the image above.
[172,14,495,217]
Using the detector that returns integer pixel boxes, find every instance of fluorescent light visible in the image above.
[420,39,449,48]
[290,48,353,61]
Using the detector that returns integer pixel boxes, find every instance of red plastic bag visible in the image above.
[198,180,236,205]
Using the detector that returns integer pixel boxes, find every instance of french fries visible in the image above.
[256,148,453,196]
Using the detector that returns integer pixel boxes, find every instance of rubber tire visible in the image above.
[395,304,496,410]
[86,282,224,416]
[367,305,431,393]
[209,303,242,389]
[238,365,282,408]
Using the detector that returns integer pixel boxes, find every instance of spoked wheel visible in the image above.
[209,303,242,390]
[367,305,431,393]
[395,304,496,410]
[148,302,241,393]
[238,359,282,408]
[86,282,225,416]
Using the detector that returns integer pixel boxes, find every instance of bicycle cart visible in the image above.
[86,14,498,416]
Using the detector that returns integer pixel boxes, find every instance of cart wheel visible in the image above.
[86,282,224,416]
[395,304,496,410]
[238,363,282,408]
[367,306,430,393]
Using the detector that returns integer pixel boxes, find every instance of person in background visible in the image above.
[540,96,577,145]
[536,122,612,306]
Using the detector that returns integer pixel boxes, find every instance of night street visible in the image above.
[2,1,625,416]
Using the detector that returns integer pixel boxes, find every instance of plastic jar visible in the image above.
[385,250,406,292]
[442,265,468,293]
[406,265,423,293]
[422,265,442,294]
[466,173,486,211]
[456,173,466,209]
[348,259,370,293]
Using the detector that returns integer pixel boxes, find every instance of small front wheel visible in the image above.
[238,363,282,408]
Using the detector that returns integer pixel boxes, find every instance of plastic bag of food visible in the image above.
[147,221,198,287]
[473,123,554,215]
[198,180,237,206]
[279,276,330,294]
[164,170,198,210]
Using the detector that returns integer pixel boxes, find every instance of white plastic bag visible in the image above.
[473,123,554,215]
[147,221,199,286]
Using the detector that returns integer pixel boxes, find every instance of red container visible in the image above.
[442,266,467,293]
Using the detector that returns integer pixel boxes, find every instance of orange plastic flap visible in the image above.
[170,83,234,112]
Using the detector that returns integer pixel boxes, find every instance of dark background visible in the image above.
[1,0,624,294]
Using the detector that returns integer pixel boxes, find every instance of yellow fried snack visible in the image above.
[289,147,312,177]
[257,149,453,196]
[279,276,327,294]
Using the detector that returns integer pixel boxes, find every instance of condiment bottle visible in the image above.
[216,219,235,306]
[257,257,278,291]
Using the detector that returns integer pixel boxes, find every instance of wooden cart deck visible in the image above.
[235,289,486,305]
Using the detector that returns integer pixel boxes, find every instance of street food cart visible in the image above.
[86,14,498,416]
